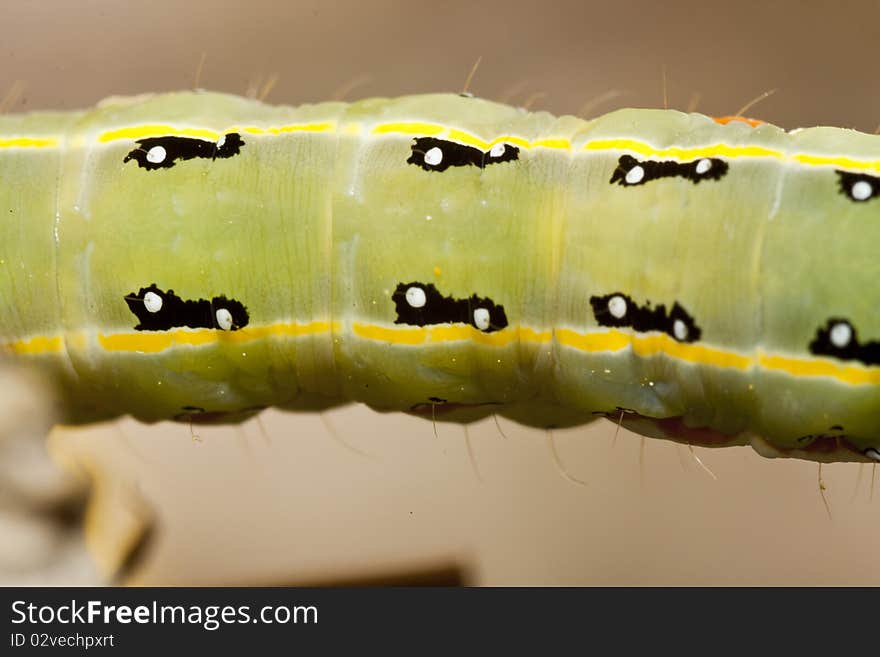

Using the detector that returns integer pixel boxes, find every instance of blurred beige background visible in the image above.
[2,0,880,585]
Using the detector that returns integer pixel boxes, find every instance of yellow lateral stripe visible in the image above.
[427,325,519,346]
[8,322,880,385]
[82,121,880,173]
[95,320,338,353]
[352,323,425,344]
[97,332,173,353]
[532,138,571,150]
[631,333,753,369]
[99,125,222,142]
[4,335,65,354]
[0,136,60,149]
[446,128,490,149]
[583,137,880,173]
[793,153,880,173]
[757,352,880,385]
[494,135,532,148]
[555,327,631,352]
[352,323,551,346]
[371,122,445,136]
[519,326,553,343]
[235,122,336,135]
[583,138,784,161]
[264,122,335,134]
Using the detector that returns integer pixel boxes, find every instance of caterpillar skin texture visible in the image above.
[2,91,880,464]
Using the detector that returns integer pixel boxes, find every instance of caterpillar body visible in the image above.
[2,90,880,464]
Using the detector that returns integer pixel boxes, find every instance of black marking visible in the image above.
[589,292,701,343]
[809,318,880,366]
[609,154,728,187]
[124,283,249,331]
[409,399,503,413]
[392,282,508,333]
[407,137,519,172]
[123,132,244,170]
[796,433,842,445]
[836,170,878,202]
[483,142,519,166]
[591,406,637,417]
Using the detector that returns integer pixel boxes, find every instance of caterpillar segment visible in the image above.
[2,91,880,464]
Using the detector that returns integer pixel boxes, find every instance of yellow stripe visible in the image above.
[8,322,880,385]
[493,135,532,149]
[757,352,880,385]
[99,125,222,142]
[631,333,753,369]
[583,138,784,161]
[4,335,65,354]
[793,153,880,173]
[0,136,59,149]
[43,118,873,175]
[352,323,550,347]
[555,327,631,352]
[582,137,880,174]
[520,326,553,344]
[446,128,489,149]
[99,122,339,143]
[532,138,571,150]
[554,328,752,369]
[236,122,336,136]
[352,323,424,345]
[95,320,338,353]
[371,122,445,136]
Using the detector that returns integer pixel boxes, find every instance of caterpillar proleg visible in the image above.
[2,90,880,464]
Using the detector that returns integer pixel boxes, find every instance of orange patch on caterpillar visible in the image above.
[712,116,766,128]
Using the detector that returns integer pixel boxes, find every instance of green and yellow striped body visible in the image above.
[2,91,880,462]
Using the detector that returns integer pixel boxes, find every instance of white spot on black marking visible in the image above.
[408,137,519,172]
[125,283,249,331]
[809,318,880,365]
[829,321,853,348]
[124,133,245,171]
[146,145,166,164]
[836,170,879,203]
[392,282,508,333]
[590,291,702,343]
[608,294,627,319]
[866,447,880,462]
[473,307,491,331]
[143,290,163,313]
[851,181,873,201]
[405,286,427,308]
[215,307,233,331]
[424,146,443,166]
[672,318,689,342]
[610,154,729,187]
[625,165,645,185]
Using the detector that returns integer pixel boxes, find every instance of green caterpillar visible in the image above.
[2,90,879,464]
